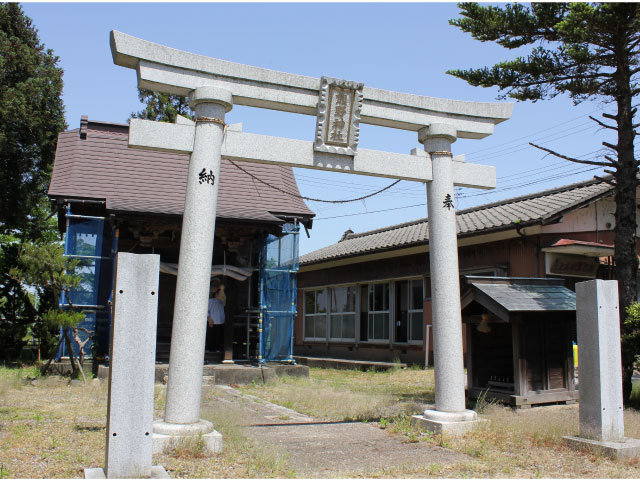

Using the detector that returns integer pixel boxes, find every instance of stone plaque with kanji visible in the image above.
[314,76,363,156]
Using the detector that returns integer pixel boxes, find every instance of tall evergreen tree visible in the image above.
[130,88,193,123]
[0,3,66,235]
[448,2,640,403]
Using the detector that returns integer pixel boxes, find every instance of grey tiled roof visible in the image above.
[472,283,576,312]
[300,177,613,266]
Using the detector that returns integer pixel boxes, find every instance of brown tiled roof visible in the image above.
[48,119,314,224]
[300,177,613,265]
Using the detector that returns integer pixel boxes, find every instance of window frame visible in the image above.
[303,288,328,341]
[406,278,425,344]
[328,285,358,342]
[367,282,391,343]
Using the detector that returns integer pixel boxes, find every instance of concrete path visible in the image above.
[206,385,468,477]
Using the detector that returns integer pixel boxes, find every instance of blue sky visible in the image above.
[22,2,613,255]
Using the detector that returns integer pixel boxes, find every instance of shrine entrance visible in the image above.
[110,30,513,444]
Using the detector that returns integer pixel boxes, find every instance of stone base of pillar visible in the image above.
[563,436,640,459]
[152,419,223,455]
[84,466,170,479]
[412,408,478,435]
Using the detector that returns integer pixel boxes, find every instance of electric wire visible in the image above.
[313,164,604,220]
[227,158,401,203]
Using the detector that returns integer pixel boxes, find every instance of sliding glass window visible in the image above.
[329,286,357,341]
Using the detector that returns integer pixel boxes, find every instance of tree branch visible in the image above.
[507,71,613,89]
[602,141,619,152]
[594,175,616,187]
[590,115,618,130]
[603,112,618,120]
[604,155,620,166]
[529,142,613,167]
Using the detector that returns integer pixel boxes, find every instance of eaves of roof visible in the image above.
[300,176,615,268]
[48,119,315,227]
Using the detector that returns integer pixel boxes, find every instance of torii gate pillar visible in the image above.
[412,124,477,433]
[152,87,231,453]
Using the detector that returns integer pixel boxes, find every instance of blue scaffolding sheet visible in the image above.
[56,206,116,361]
[258,223,299,363]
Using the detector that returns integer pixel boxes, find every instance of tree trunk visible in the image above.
[63,328,87,383]
[613,33,638,405]
[40,334,63,376]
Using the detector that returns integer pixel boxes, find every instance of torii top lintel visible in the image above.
[110,30,513,140]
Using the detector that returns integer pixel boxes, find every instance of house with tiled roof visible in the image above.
[48,117,314,364]
[295,176,640,369]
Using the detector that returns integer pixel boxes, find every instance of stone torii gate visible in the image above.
[110,30,513,448]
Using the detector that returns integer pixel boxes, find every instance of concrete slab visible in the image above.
[152,429,222,455]
[294,356,407,371]
[272,364,309,378]
[411,415,479,436]
[209,365,274,385]
[209,385,470,477]
[564,436,640,460]
[84,466,169,479]
[84,467,105,479]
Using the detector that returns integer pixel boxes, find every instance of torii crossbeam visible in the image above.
[110,30,513,452]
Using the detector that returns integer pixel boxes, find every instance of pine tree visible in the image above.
[10,241,86,380]
[0,3,66,235]
[448,2,640,403]
[130,88,193,123]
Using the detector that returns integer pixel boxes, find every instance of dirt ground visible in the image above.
[207,385,468,477]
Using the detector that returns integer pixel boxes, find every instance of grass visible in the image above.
[241,367,640,478]
[1,365,639,478]
[0,366,294,478]
[240,366,434,421]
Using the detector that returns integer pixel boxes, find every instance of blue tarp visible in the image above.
[56,207,115,360]
[259,223,299,363]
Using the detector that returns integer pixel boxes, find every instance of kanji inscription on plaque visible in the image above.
[314,76,364,156]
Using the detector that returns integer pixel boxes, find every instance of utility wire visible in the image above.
[227,158,401,204]
[464,105,606,157]
[314,165,603,220]
[315,203,425,220]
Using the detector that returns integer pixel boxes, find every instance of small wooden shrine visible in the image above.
[461,276,578,408]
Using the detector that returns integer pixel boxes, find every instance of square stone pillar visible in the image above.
[85,253,169,479]
[563,279,640,458]
[576,280,624,441]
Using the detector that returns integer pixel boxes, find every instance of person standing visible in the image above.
[206,279,226,353]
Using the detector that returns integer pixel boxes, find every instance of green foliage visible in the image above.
[0,241,34,361]
[0,4,66,235]
[624,302,640,370]
[130,88,192,123]
[10,241,84,334]
[448,3,639,103]
[449,1,640,403]
[42,309,84,330]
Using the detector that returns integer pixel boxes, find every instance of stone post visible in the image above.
[576,280,624,441]
[563,279,640,458]
[412,123,477,435]
[85,253,169,479]
[152,86,231,453]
